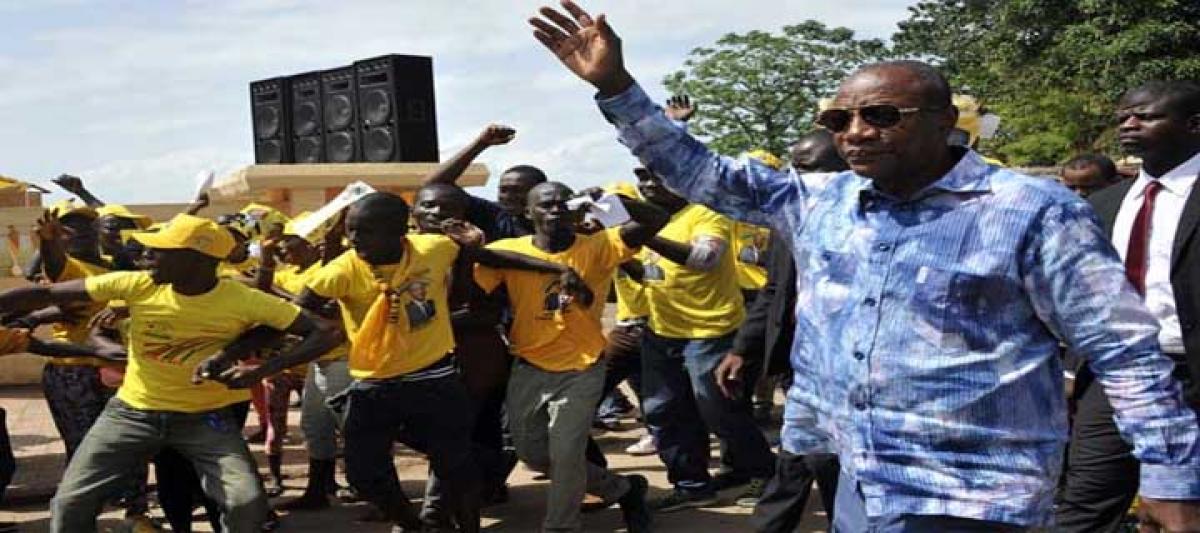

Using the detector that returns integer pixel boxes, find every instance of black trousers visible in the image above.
[750,450,839,532]
[0,408,14,502]
[1055,363,1194,533]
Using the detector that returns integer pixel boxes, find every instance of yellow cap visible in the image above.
[49,199,97,220]
[239,203,291,239]
[96,204,153,229]
[131,214,236,259]
[604,181,641,199]
[746,149,784,170]
[953,94,982,146]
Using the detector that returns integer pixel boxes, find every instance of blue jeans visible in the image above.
[641,330,775,494]
[833,469,1030,532]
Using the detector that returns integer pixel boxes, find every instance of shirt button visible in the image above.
[853,351,865,361]
[863,297,877,307]
[875,243,891,252]
[854,402,867,411]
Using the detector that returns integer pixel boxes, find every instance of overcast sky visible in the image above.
[1,0,910,205]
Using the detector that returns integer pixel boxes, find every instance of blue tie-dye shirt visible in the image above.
[598,83,1200,526]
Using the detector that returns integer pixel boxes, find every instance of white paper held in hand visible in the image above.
[289,181,377,239]
[193,169,215,198]
[565,193,631,228]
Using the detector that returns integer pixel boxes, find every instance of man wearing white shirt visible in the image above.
[1058,80,1200,532]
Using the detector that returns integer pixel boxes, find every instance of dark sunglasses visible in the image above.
[815,105,931,133]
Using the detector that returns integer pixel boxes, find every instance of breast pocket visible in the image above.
[909,265,1004,352]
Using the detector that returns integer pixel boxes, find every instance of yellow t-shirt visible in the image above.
[273,263,348,362]
[613,249,649,322]
[642,204,745,339]
[305,234,459,380]
[48,257,118,367]
[734,222,771,290]
[84,271,302,412]
[474,229,636,372]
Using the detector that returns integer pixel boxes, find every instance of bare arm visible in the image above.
[52,175,105,208]
[200,312,342,388]
[422,124,515,186]
[36,211,69,281]
[185,192,210,216]
[615,196,669,249]
[0,280,92,315]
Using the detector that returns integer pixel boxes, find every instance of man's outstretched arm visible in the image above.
[422,124,516,186]
[528,0,803,228]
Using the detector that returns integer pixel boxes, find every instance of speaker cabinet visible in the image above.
[354,55,439,162]
[290,72,324,164]
[250,77,292,164]
[321,67,359,163]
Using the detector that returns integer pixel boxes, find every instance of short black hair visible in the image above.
[502,165,548,185]
[1063,153,1118,182]
[416,182,469,204]
[351,191,411,223]
[525,181,573,208]
[1125,80,1200,117]
[794,128,835,148]
[852,60,953,109]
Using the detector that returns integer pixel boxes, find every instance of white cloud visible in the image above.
[4,0,911,205]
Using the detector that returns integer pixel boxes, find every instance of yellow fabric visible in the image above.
[85,271,302,412]
[46,257,117,367]
[745,149,784,170]
[96,205,153,229]
[642,204,744,339]
[733,222,771,290]
[306,235,459,380]
[474,228,636,372]
[132,214,236,259]
[0,327,30,355]
[613,249,649,322]
[50,199,96,220]
[953,94,982,146]
[274,263,348,362]
[0,175,27,192]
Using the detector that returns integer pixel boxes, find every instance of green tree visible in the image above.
[663,21,887,157]
[894,0,1200,166]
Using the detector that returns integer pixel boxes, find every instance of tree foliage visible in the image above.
[663,21,887,157]
[894,0,1200,165]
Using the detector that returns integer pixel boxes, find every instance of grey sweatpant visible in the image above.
[506,359,629,532]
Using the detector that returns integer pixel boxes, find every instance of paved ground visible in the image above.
[0,384,826,532]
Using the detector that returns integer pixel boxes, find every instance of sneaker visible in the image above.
[618,474,653,532]
[625,434,658,456]
[734,477,768,508]
[652,489,718,513]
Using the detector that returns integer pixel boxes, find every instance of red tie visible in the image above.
[1126,180,1163,295]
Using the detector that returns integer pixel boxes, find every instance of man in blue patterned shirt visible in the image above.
[528,1,1200,530]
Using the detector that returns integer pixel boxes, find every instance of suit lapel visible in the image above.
[1172,172,1200,272]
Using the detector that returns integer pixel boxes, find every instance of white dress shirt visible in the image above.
[1112,151,1200,354]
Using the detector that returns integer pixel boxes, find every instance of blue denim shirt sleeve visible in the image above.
[596,83,810,230]
[1022,199,1200,499]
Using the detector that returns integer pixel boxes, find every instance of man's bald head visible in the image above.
[843,60,952,110]
[791,129,848,173]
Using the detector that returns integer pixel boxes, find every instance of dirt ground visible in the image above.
[0,383,826,532]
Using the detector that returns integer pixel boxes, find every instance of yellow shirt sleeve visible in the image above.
[84,271,155,303]
[305,252,356,300]
[691,207,733,242]
[233,284,303,331]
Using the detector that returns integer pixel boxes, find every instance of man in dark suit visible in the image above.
[714,129,846,531]
[1057,80,1200,532]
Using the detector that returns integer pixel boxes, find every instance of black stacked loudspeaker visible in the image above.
[249,77,291,164]
[290,71,324,164]
[322,66,359,163]
[250,54,438,164]
[355,54,439,162]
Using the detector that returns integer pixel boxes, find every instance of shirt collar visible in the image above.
[857,148,993,204]
[1134,150,1200,197]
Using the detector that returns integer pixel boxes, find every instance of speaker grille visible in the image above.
[326,131,356,163]
[294,137,322,163]
[361,89,392,126]
[294,101,320,136]
[325,94,354,130]
[363,126,395,162]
